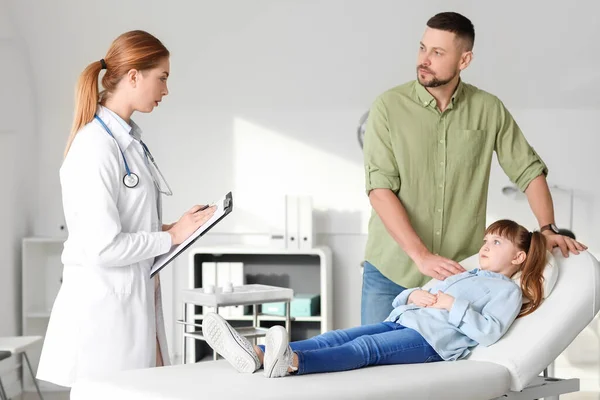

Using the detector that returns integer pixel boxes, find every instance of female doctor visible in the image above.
[37,30,215,388]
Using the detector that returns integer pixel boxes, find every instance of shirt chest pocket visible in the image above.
[447,129,486,165]
[461,285,490,306]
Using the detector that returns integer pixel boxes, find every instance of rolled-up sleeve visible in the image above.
[494,99,548,192]
[363,97,401,195]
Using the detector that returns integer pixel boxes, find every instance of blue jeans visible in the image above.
[361,261,407,325]
[289,322,441,375]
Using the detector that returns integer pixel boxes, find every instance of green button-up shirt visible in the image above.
[363,80,548,288]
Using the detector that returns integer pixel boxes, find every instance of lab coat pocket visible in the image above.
[87,265,135,295]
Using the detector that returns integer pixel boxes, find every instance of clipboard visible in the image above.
[150,191,233,278]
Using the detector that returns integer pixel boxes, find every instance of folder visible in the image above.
[201,262,217,314]
[285,195,299,249]
[216,262,231,317]
[298,195,313,249]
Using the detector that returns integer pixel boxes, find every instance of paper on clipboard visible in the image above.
[150,191,233,277]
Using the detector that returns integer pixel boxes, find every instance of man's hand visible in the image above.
[407,290,438,307]
[542,231,587,257]
[415,252,465,281]
[429,291,455,311]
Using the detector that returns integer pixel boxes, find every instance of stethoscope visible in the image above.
[94,115,173,195]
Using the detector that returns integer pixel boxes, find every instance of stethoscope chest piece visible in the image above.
[123,172,140,188]
[94,113,172,194]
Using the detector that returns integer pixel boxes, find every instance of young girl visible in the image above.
[202,219,548,377]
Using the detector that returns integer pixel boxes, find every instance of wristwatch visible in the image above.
[540,223,560,234]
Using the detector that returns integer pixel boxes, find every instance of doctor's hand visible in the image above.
[414,252,465,281]
[168,205,216,245]
[407,290,437,307]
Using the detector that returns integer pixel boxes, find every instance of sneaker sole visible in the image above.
[202,314,257,373]
[264,326,289,377]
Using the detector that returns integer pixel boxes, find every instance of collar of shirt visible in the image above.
[470,268,514,282]
[415,79,464,110]
[97,105,144,150]
[443,267,513,287]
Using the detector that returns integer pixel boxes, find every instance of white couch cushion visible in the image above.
[426,250,598,390]
[71,358,510,400]
[70,250,600,398]
[467,250,599,390]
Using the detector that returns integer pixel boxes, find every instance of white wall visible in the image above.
[0,0,38,395]
[0,0,37,336]
[4,0,600,379]
[10,0,599,241]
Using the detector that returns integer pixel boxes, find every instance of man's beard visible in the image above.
[416,66,457,88]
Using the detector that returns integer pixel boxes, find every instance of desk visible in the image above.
[0,336,44,400]
[0,351,10,400]
[178,284,293,362]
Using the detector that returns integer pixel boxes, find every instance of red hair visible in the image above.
[64,30,169,157]
[485,219,547,317]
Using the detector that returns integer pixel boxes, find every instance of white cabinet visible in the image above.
[21,237,67,392]
[184,245,332,362]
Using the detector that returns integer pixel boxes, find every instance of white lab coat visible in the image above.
[37,106,173,388]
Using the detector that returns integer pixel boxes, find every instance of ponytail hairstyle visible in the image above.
[64,30,170,157]
[484,219,547,318]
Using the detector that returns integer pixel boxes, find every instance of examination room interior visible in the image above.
[1,0,599,399]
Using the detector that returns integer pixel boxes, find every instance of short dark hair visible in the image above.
[427,12,475,51]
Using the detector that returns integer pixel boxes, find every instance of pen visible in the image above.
[196,204,212,212]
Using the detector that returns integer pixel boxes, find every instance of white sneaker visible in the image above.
[264,325,295,378]
[202,313,261,373]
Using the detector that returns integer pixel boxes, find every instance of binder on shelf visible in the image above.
[216,263,230,317]
[285,195,299,249]
[201,262,217,314]
[298,195,314,249]
[270,195,287,249]
[216,262,245,317]
[228,262,245,317]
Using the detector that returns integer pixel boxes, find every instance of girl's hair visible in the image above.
[64,30,170,157]
[485,219,547,318]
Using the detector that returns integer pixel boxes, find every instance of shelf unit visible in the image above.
[21,237,69,393]
[190,314,322,322]
[184,245,332,362]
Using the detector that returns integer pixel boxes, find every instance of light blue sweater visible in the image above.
[385,269,523,361]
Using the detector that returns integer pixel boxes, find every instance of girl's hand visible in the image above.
[407,290,437,307]
[429,291,455,311]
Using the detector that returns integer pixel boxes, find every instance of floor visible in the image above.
[13,390,600,399]
[563,394,600,400]
[17,392,69,400]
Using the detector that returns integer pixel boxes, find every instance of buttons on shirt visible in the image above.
[439,184,443,188]
[439,139,444,144]
[436,231,441,235]
[440,161,444,166]
[437,208,442,213]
